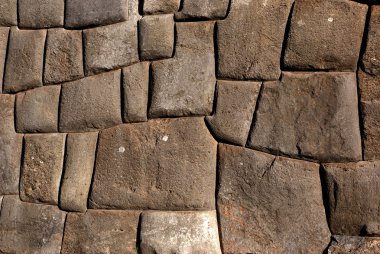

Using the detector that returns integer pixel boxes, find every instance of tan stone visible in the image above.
[362,101,380,160]
[18,0,64,28]
[176,0,229,20]
[143,0,180,14]
[0,27,9,93]
[328,236,380,253]
[0,0,17,26]
[358,69,380,101]
[362,6,380,76]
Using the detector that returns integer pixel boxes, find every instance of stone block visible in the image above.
[0,195,66,254]
[89,117,217,210]
[139,14,174,60]
[20,133,66,205]
[18,0,64,28]
[16,86,61,133]
[143,0,180,14]
[0,0,17,26]
[284,0,367,71]
[206,80,261,146]
[362,101,380,160]
[362,6,380,76]
[3,28,46,93]
[248,72,362,162]
[0,27,9,94]
[59,70,122,132]
[358,69,380,101]
[150,22,216,117]
[176,0,229,20]
[328,236,380,253]
[59,132,98,212]
[217,0,293,80]
[44,28,84,84]
[218,144,331,253]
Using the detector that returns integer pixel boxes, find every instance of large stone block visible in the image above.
[150,22,216,117]
[0,0,17,26]
[61,210,141,254]
[18,0,64,28]
[143,0,180,14]
[59,70,122,132]
[218,144,330,253]
[0,195,66,254]
[0,27,9,94]
[328,236,380,253]
[89,117,217,210]
[217,0,293,80]
[362,6,380,76]
[176,0,229,20]
[248,72,362,162]
[362,101,380,160]
[140,211,222,253]
[284,0,367,71]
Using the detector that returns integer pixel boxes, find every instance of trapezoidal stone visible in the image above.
[362,6,380,76]
[328,235,380,253]
[89,117,217,210]
[0,27,9,94]
[18,0,64,28]
[143,0,180,14]
[175,0,229,20]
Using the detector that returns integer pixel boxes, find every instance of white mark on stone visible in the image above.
[31,156,34,160]
[239,162,244,166]
[162,135,169,142]
[328,17,334,22]
[297,20,305,26]
[118,146,125,153]
[39,160,44,164]
[263,0,268,7]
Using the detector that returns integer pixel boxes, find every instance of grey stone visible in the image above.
[0,195,66,254]
[20,133,66,205]
[150,22,216,117]
[139,14,174,60]
[89,117,217,210]
[218,144,331,253]
[328,236,380,254]
[122,62,149,123]
[206,80,261,146]
[3,28,47,93]
[0,0,17,26]
[16,85,61,133]
[217,0,293,80]
[0,27,9,94]
[248,72,362,162]
[176,0,229,20]
[362,101,380,160]
[44,28,84,84]
[362,6,380,76]
[143,0,180,14]
[358,69,380,102]
[140,211,222,254]
[59,70,122,132]
[59,132,98,212]
[18,0,64,28]
[284,0,367,71]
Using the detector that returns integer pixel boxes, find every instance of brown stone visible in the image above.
[218,144,331,253]
[362,101,380,160]
[176,0,229,20]
[362,6,380,76]
[0,195,66,254]
[358,69,380,101]
[248,72,362,162]
[16,86,61,133]
[0,27,9,94]
[143,0,180,14]
[0,0,17,26]
[20,133,66,205]
[89,117,217,210]
[18,0,64,28]
[140,211,222,253]
[328,236,380,254]
[284,0,367,71]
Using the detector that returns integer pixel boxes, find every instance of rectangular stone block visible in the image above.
[0,27,9,94]
[176,0,229,20]
[0,0,17,26]
[358,69,380,101]
[18,0,64,28]
[143,0,180,14]
[362,101,380,160]
[362,6,380,76]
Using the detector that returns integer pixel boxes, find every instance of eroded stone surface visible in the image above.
[143,0,180,14]
[362,6,380,76]
[176,0,229,20]
[328,236,380,253]
[89,117,217,210]
[218,144,331,253]
[18,0,64,28]
[0,0,17,26]
[362,101,380,160]
[358,69,380,102]
[140,211,222,254]
[0,27,9,93]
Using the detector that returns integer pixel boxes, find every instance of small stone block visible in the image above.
[0,27,9,94]
[362,101,380,160]
[0,0,17,26]
[176,0,229,20]
[143,0,180,14]
[18,0,64,28]
[362,6,380,76]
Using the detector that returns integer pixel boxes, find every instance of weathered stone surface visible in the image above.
[0,0,17,26]
[44,28,84,84]
[218,144,331,253]
[139,14,174,60]
[143,0,180,14]
[20,134,66,205]
[0,95,22,195]
[65,0,128,28]
[248,72,362,162]
[3,28,46,93]
[150,22,216,117]
[176,0,229,20]
[59,70,122,132]
[89,117,217,210]
[217,0,293,80]
[0,195,66,254]
[84,22,139,76]
[362,6,380,76]
[18,0,64,28]
[140,211,222,253]
[0,27,9,94]
[61,210,140,254]
[122,62,149,123]
[16,86,61,133]
[323,161,380,235]
[206,80,261,146]
[362,101,380,160]
[59,132,98,212]
[284,0,367,71]
[328,236,380,253]
[358,69,380,102]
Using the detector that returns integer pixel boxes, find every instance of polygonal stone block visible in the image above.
[328,236,380,253]
[18,0,64,28]
[143,0,180,14]
[176,0,229,20]
[0,27,9,94]
[0,0,17,26]
[362,101,380,160]
[362,6,380,75]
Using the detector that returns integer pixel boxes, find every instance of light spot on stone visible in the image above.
[39,160,44,164]
[31,156,34,160]
[118,146,125,153]
[240,162,244,166]
[297,20,306,26]
[162,135,169,142]
[328,17,334,22]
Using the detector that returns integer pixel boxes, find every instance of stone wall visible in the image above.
[0,0,380,253]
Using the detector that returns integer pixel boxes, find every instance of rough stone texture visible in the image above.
[61,210,140,254]
[284,0,367,71]
[248,72,362,162]
[362,101,380,160]
[44,28,84,84]
[218,144,331,253]
[89,117,217,210]
[217,0,293,80]
[362,6,380,76]
[139,14,174,60]
[0,0,17,26]
[16,86,61,133]
[0,95,22,195]
[206,80,261,146]
[59,132,98,212]
[122,62,149,123]
[328,236,380,253]
[0,27,9,94]
[140,211,222,254]
[3,28,47,93]
[143,0,181,14]
[59,70,122,132]
[0,195,66,254]
[176,0,229,20]
[18,0,64,28]
[323,161,380,235]
[150,22,216,117]
[20,134,66,205]
[358,69,380,102]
